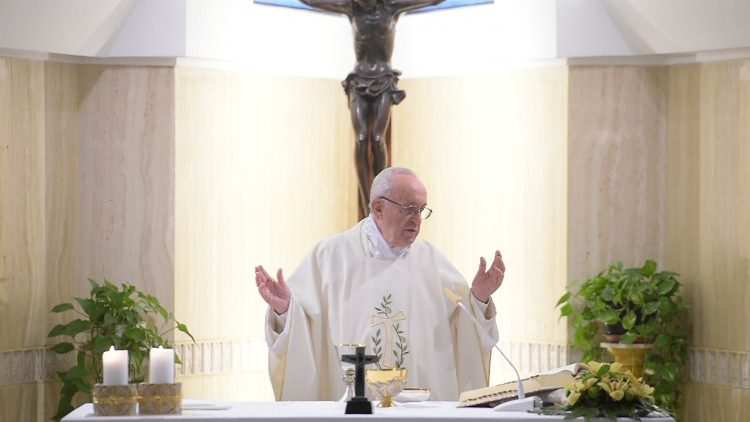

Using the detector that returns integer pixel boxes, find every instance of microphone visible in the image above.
[443,288,529,405]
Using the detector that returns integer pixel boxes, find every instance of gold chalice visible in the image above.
[335,343,366,402]
[366,368,408,407]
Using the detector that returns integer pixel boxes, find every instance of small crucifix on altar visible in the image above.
[341,345,379,414]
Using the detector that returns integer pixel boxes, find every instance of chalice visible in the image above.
[335,343,365,402]
[366,368,408,407]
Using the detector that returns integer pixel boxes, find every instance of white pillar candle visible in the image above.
[149,346,175,384]
[102,346,129,385]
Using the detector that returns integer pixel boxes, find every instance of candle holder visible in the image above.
[92,384,138,416]
[137,382,182,415]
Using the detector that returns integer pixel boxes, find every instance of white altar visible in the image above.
[62,400,675,422]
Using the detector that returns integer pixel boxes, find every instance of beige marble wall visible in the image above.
[45,62,79,347]
[392,66,570,383]
[567,65,668,281]
[75,65,176,307]
[173,68,357,400]
[0,58,178,421]
[0,57,50,422]
[666,60,750,422]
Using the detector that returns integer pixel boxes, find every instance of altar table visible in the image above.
[62,401,675,422]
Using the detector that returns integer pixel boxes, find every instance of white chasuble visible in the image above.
[265,221,499,401]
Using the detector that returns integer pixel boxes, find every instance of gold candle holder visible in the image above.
[138,382,182,415]
[92,384,138,416]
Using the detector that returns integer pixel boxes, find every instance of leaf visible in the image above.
[50,342,75,354]
[622,311,637,330]
[654,334,669,349]
[560,303,573,317]
[75,298,99,318]
[657,279,677,295]
[48,324,67,338]
[620,332,638,344]
[641,259,657,276]
[51,303,74,313]
[63,364,86,382]
[556,292,571,307]
[596,363,610,377]
[176,323,196,343]
[62,319,91,337]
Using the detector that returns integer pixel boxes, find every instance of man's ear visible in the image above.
[371,198,384,219]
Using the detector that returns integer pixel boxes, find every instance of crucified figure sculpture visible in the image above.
[299,0,446,212]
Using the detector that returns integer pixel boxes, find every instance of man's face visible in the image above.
[373,174,428,248]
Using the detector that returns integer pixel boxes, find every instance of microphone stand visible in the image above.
[444,288,541,411]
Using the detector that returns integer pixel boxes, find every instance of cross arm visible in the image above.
[299,0,352,15]
[391,0,445,14]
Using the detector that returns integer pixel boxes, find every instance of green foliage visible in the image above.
[536,361,666,421]
[556,260,688,415]
[47,278,194,421]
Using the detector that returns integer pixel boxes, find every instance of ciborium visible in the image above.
[366,368,407,407]
[336,343,365,402]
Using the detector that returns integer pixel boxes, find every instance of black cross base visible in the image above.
[345,396,373,414]
[341,345,379,415]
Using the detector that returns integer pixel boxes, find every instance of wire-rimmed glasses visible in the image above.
[379,197,432,219]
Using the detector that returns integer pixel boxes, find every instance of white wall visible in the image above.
[557,0,750,57]
[394,1,558,77]
[184,0,352,78]
[0,0,186,57]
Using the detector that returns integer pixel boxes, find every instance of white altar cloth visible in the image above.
[62,401,675,422]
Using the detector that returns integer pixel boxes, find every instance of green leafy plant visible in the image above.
[47,278,194,421]
[537,361,666,421]
[556,259,688,414]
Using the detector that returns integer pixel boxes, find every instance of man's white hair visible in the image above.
[368,167,417,213]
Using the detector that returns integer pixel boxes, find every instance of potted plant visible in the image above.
[556,259,688,414]
[47,279,194,421]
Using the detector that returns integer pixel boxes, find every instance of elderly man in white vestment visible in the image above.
[255,167,505,401]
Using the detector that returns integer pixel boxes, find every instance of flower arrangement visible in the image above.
[539,361,667,421]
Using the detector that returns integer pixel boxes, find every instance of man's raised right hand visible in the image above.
[255,265,292,315]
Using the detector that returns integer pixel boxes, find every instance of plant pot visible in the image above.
[603,322,625,343]
[600,343,652,378]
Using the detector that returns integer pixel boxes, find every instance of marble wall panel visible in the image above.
[44,62,79,340]
[684,382,750,422]
[567,65,668,281]
[0,383,39,421]
[664,64,701,330]
[664,59,750,418]
[75,65,175,311]
[1,58,47,351]
[695,60,750,352]
[0,58,10,333]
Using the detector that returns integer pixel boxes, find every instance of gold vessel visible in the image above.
[366,368,407,407]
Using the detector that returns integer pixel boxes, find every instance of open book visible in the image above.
[458,364,582,408]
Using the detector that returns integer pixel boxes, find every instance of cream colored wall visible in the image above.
[3,52,750,421]
[0,56,51,422]
[567,66,668,279]
[173,68,357,400]
[75,64,176,307]
[392,67,570,383]
[666,60,750,422]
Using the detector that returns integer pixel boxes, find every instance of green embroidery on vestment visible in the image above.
[369,293,409,369]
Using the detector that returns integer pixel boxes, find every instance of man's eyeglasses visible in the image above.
[379,197,433,219]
